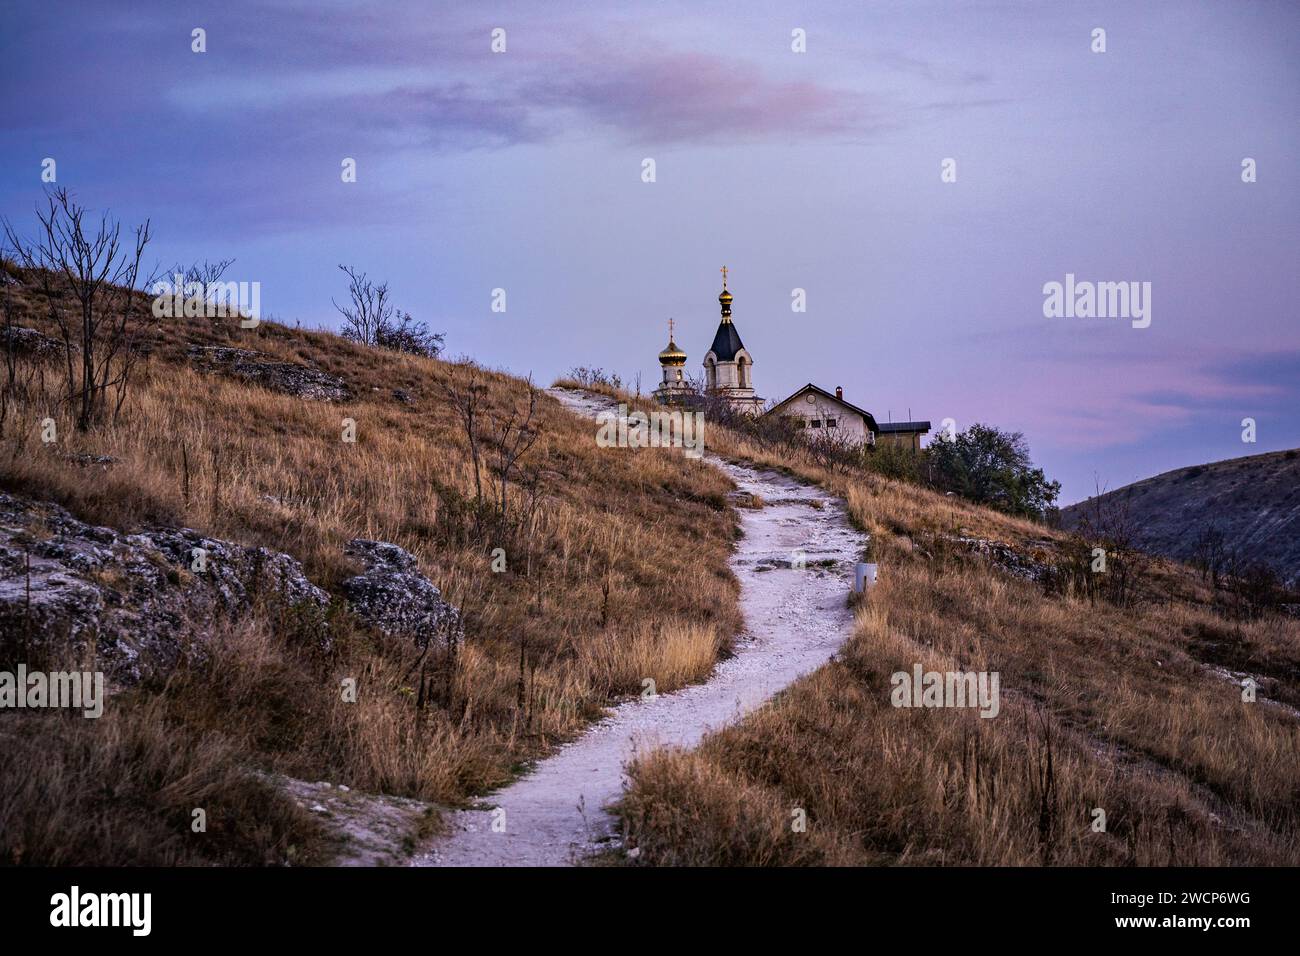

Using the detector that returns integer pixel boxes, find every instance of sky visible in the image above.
[2,0,1297,503]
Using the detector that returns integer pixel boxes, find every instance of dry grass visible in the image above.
[574,620,723,700]
[0,693,327,866]
[0,275,741,864]
[616,398,1300,866]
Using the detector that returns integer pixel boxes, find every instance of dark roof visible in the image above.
[706,320,745,362]
[877,421,931,433]
[764,383,879,433]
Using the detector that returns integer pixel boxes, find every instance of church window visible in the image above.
[811,420,822,428]
[827,419,837,427]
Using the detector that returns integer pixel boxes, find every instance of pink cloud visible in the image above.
[529,51,889,145]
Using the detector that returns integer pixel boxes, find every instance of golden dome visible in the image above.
[658,338,687,365]
[718,287,733,319]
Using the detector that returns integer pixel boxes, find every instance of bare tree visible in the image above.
[439,368,543,532]
[167,257,236,322]
[180,258,235,286]
[805,426,865,474]
[0,266,57,445]
[440,367,489,525]
[332,264,393,346]
[1190,524,1227,588]
[1219,547,1286,620]
[2,188,157,431]
[1,280,20,439]
[1073,478,1150,607]
[488,379,541,522]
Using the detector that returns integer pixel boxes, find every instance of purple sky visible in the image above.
[3,0,1297,503]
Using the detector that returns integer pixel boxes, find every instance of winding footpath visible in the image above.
[414,388,867,866]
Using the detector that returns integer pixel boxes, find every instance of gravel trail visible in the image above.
[414,388,866,866]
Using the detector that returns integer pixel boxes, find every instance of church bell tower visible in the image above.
[702,266,762,413]
[653,318,691,405]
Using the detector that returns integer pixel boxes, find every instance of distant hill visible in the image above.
[1059,449,1300,586]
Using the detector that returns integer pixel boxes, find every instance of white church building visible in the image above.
[653,267,929,448]
[654,266,763,413]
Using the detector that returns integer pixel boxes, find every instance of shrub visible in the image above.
[925,423,1061,520]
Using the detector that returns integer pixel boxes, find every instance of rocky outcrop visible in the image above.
[1,326,68,359]
[187,345,350,402]
[341,539,461,648]
[0,493,329,683]
[953,535,1053,583]
[65,453,119,470]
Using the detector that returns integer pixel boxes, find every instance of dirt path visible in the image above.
[413,388,867,866]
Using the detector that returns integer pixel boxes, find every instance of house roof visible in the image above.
[706,320,746,362]
[764,383,879,432]
[877,421,931,434]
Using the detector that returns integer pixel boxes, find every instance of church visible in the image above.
[654,266,762,412]
[653,268,930,449]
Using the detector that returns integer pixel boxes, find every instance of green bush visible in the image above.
[924,423,1060,520]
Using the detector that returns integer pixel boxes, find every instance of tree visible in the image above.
[375,310,444,358]
[333,266,444,357]
[1190,524,1227,588]
[1219,547,1286,620]
[1071,479,1149,607]
[169,257,236,322]
[864,439,924,483]
[332,264,393,346]
[3,188,157,431]
[804,425,864,474]
[926,423,1060,520]
[1,277,22,439]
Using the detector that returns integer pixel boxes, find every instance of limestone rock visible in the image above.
[1,326,69,359]
[0,492,330,683]
[187,345,350,402]
[341,538,461,648]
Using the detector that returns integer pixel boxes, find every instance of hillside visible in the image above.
[1060,449,1300,587]
[0,266,741,864]
[608,394,1300,866]
[3,264,1298,868]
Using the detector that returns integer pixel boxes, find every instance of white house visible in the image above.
[766,383,879,444]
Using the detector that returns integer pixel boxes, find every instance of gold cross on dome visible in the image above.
[720,265,728,288]
[668,317,675,338]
